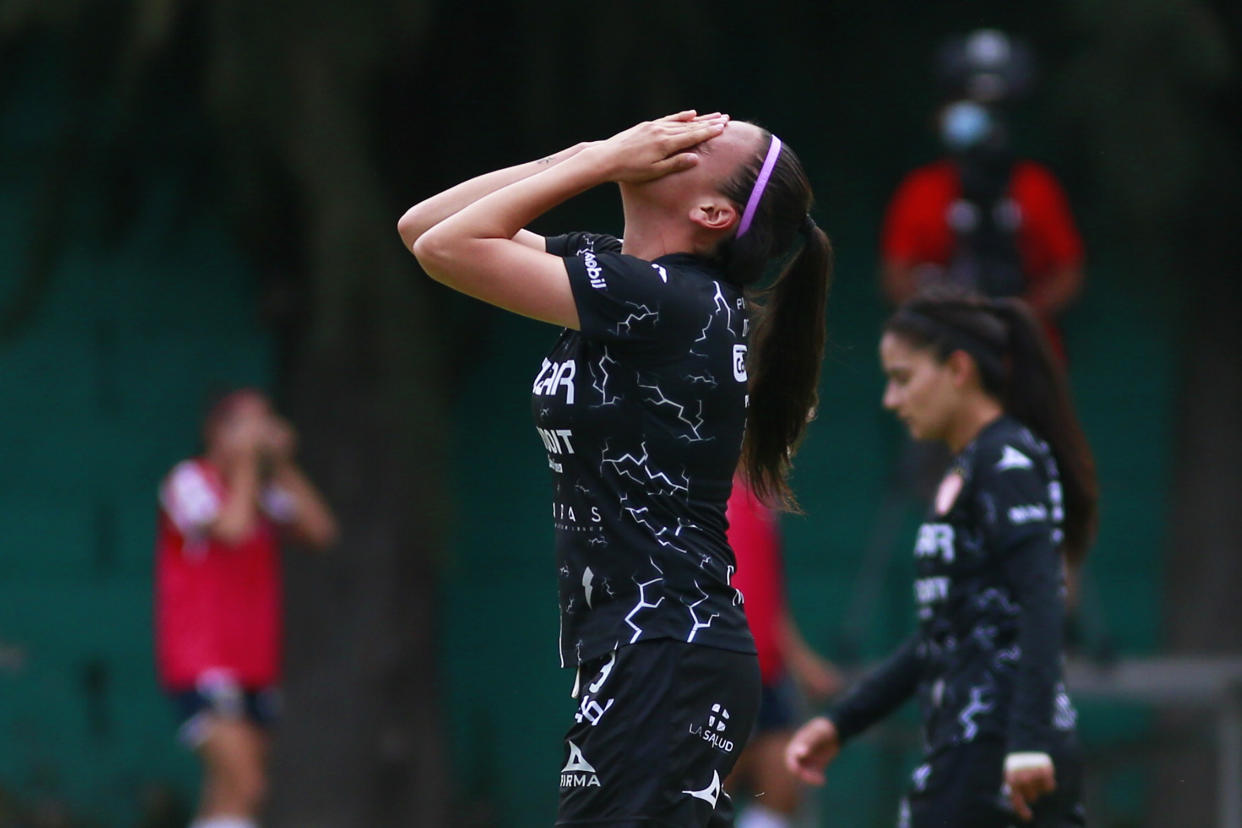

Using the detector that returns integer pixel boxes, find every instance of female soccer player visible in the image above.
[155,390,337,828]
[399,112,832,825]
[785,292,1097,826]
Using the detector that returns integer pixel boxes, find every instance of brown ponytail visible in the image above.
[717,128,834,510]
[885,292,1099,564]
[989,300,1098,564]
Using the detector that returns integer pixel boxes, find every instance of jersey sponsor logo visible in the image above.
[533,358,576,403]
[915,523,955,563]
[996,445,1034,471]
[560,740,602,788]
[915,575,950,607]
[552,501,600,523]
[583,250,607,290]
[682,770,724,808]
[1007,503,1049,524]
[732,344,747,382]
[538,428,576,455]
[687,702,735,753]
[538,429,577,473]
[934,469,964,515]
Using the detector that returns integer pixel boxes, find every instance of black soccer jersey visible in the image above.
[829,416,1077,755]
[535,232,756,668]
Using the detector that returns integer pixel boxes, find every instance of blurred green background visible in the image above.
[1,1,1238,825]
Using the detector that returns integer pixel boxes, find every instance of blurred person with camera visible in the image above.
[881,30,1084,358]
[154,389,337,828]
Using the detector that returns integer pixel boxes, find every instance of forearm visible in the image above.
[412,149,610,293]
[397,142,590,249]
[826,635,922,742]
[426,150,608,243]
[1004,535,1064,753]
[272,463,339,550]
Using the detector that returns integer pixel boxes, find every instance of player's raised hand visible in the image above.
[784,716,841,786]
[587,111,729,184]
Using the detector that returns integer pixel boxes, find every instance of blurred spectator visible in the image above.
[725,474,841,828]
[154,390,337,828]
[880,29,1084,356]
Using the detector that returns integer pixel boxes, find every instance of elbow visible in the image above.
[397,208,425,252]
[411,229,456,285]
[309,516,340,551]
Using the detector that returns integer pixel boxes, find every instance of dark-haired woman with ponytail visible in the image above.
[786,292,1096,827]
[399,112,831,826]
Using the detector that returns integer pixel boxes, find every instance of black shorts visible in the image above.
[557,639,761,827]
[899,737,1086,828]
[170,674,280,748]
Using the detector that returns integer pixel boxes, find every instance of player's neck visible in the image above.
[946,395,1005,454]
[619,204,699,261]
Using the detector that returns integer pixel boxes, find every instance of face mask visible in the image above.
[940,101,992,151]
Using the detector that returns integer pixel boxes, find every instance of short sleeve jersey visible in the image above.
[880,160,1084,282]
[911,416,1076,751]
[154,458,293,690]
[536,232,755,667]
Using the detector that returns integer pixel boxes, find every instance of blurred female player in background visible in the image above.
[155,390,337,828]
[399,112,832,826]
[786,292,1097,827]
[724,473,841,828]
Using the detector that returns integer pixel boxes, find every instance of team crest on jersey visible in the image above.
[935,469,964,515]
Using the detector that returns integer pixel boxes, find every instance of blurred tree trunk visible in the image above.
[195,2,452,823]
[264,113,453,827]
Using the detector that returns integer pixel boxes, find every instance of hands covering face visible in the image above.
[590,110,730,184]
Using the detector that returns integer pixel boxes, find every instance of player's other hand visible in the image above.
[784,716,840,786]
[589,110,729,184]
[1004,754,1056,822]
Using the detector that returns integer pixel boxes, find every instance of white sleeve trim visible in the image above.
[1004,752,1053,773]
[160,461,221,536]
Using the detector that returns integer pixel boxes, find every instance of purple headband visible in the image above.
[736,134,783,237]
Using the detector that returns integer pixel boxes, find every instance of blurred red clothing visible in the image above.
[726,476,785,684]
[881,159,1083,281]
[155,458,286,690]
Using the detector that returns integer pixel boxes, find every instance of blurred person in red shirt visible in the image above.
[155,389,337,828]
[725,474,841,828]
[880,29,1084,357]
